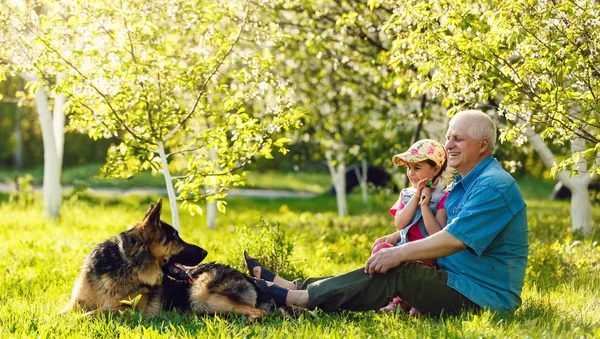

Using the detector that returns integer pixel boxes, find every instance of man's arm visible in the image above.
[364,230,466,276]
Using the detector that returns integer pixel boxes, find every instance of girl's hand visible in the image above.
[415,178,431,196]
[371,233,399,251]
[420,187,432,207]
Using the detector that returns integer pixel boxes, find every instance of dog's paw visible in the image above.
[245,309,268,324]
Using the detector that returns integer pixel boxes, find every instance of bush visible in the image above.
[9,174,34,207]
[231,217,305,281]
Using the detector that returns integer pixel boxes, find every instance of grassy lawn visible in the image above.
[1,163,560,199]
[0,187,599,338]
[0,164,332,193]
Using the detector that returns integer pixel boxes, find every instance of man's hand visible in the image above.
[364,246,404,277]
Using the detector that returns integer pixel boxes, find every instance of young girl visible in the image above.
[371,139,449,315]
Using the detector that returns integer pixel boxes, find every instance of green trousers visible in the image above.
[293,262,480,316]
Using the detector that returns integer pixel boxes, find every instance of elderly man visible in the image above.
[250,110,528,315]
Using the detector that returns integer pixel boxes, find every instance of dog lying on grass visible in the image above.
[61,199,207,318]
[161,261,279,323]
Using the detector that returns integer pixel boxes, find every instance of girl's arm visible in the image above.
[421,206,447,235]
[395,178,430,230]
[394,193,419,230]
[420,190,447,235]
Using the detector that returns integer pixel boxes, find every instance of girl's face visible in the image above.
[406,161,440,187]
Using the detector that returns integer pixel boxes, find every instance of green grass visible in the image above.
[0,164,331,193]
[1,164,561,199]
[1,189,599,338]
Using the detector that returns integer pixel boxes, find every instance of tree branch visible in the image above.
[14,13,143,141]
[176,1,250,136]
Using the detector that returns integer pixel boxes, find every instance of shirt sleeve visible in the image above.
[443,184,516,256]
[389,191,405,217]
[437,192,449,210]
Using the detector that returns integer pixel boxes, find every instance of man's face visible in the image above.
[445,116,486,176]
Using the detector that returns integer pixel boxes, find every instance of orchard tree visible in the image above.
[25,72,66,219]
[1,0,301,230]
[386,0,600,236]
[273,0,433,216]
[1,3,67,219]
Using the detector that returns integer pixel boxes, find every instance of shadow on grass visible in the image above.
[83,308,321,337]
[514,300,597,333]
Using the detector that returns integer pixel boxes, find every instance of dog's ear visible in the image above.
[145,199,162,225]
[139,199,163,239]
[143,202,156,219]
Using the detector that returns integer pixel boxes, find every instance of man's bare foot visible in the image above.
[243,251,298,290]
[244,251,275,281]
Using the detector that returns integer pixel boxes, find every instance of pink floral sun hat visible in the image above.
[392,139,447,168]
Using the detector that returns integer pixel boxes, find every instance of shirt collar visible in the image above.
[454,155,495,189]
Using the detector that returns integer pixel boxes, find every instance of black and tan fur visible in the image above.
[162,262,277,322]
[62,199,207,318]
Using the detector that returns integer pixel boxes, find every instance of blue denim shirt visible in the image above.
[438,156,528,312]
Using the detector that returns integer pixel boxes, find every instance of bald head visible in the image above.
[450,110,497,154]
[445,110,497,176]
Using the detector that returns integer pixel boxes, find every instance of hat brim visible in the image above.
[392,153,429,167]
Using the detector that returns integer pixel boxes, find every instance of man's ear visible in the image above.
[479,138,489,154]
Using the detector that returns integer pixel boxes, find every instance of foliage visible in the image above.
[231,217,305,281]
[385,0,600,176]
[268,0,427,215]
[8,174,34,207]
[0,0,302,219]
[271,0,429,171]
[0,192,599,337]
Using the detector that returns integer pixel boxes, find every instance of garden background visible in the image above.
[1,0,599,337]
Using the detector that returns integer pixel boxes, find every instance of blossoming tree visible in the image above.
[1,0,302,229]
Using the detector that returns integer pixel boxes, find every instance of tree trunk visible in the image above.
[206,200,217,230]
[157,141,181,231]
[14,100,23,169]
[326,150,348,217]
[570,183,592,236]
[565,137,592,236]
[354,158,369,205]
[525,127,592,236]
[206,148,217,230]
[53,73,66,169]
[30,74,63,219]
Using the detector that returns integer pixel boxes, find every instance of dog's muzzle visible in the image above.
[169,243,208,267]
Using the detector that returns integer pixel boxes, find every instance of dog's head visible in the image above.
[134,199,208,266]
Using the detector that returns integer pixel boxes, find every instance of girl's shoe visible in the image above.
[409,307,421,316]
[379,296,410,313]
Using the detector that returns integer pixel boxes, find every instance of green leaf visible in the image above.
[273,137,292,147]
[216,200,227,213]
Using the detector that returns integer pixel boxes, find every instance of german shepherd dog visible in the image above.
[61,199,207,318]
[161,261,277,323]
